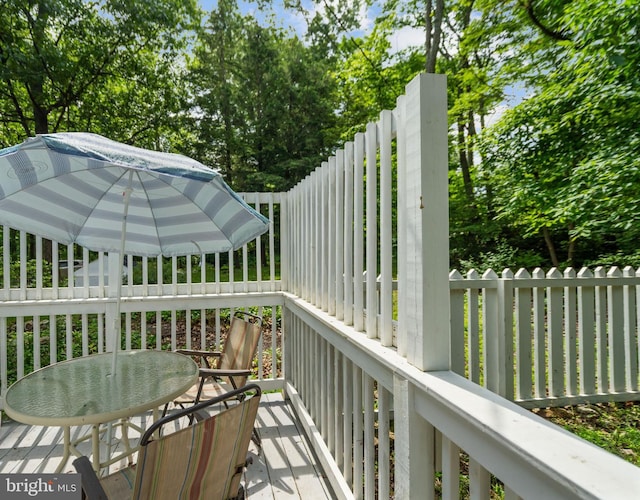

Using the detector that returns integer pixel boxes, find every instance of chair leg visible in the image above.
[161,402,170,418]
[230,484,245,500]
[251,427,261,449]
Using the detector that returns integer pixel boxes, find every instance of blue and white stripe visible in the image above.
[0,133,269,256]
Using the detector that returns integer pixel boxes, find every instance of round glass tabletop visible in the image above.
[4,350,198,426]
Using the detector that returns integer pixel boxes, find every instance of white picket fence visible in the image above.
[450,266,640,407]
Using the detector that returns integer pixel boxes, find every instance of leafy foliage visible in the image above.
[478,0,640,268]
[536,402,640,467]
[0,0,200,144]
[186,0,339,192]
[0,0,638,269]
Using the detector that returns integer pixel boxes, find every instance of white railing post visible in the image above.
[2,226,9,300]
[594,266,608,392]
[379,110,393,347]
[449,270,466,375]
[0,318,7,394]
[467,269,481,384]
[343,143,354,326]
[532,267,546,398]
[312,171,319,305]
[636,267,640,391]
[514,268,533,401]
[106,252,121,353]
[564,267,578,396]
[20,232,27,301]
[394,71,447,500]
[483,269,499,393]
[365,121,378,339]
[577,267,596,395]
[394,375,434,499]
[353,133,365,333]
[328,157,336,316]
[35,236,43,300]
[397,72,449,371]
[547,268,564,397]
[335,150,345,321]
[395,95,407,356]
[321,163,329,312]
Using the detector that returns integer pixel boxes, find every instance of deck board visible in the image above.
[0,392,335,499]
[254,397,331,499]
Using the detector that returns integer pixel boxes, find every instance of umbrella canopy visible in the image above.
[0,132,269,257]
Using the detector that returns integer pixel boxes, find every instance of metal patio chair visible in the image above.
[172,311,263,407]
[169,311,263,446]
[73,384,261,500]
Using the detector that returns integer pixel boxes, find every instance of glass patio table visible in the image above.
[3,350,198,473]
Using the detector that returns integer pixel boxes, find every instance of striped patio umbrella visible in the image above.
[0,132,270,371]
[0,132,269,256]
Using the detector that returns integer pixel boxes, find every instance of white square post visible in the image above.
[398,73,450,371]
[394,72,449,499]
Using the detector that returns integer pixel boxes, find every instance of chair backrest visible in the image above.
[133,385,261,500]
[219,311,262,388]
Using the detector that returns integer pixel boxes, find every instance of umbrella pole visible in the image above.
[111,172,134,375]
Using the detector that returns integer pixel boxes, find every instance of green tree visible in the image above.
[186,0,244,185]
[378,0,519,268]
[0,0,199,146]
[188,1,338,192]
[479,0,640,267]
[438,0,508,265]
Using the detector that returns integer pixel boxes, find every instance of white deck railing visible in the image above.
[0,193,285,396]
[2,74,640,498]
[284,296,640,499]
[0,192,282,301]
[282,74,640,499]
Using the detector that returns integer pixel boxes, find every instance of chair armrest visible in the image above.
[73,456,108,500]
[199,368,252,378]
[176,349,221,358]
[176,349,222,369]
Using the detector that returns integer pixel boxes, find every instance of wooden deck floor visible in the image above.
[0,392,335,499]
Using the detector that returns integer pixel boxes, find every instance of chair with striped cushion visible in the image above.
[73,384,261,500]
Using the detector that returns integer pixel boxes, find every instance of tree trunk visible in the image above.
[425,0,444,73]
[542,226,559,267]
[567,224,576,267]
[457,118,474,200]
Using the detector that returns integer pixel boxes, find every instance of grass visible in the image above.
[534,401,640,467]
